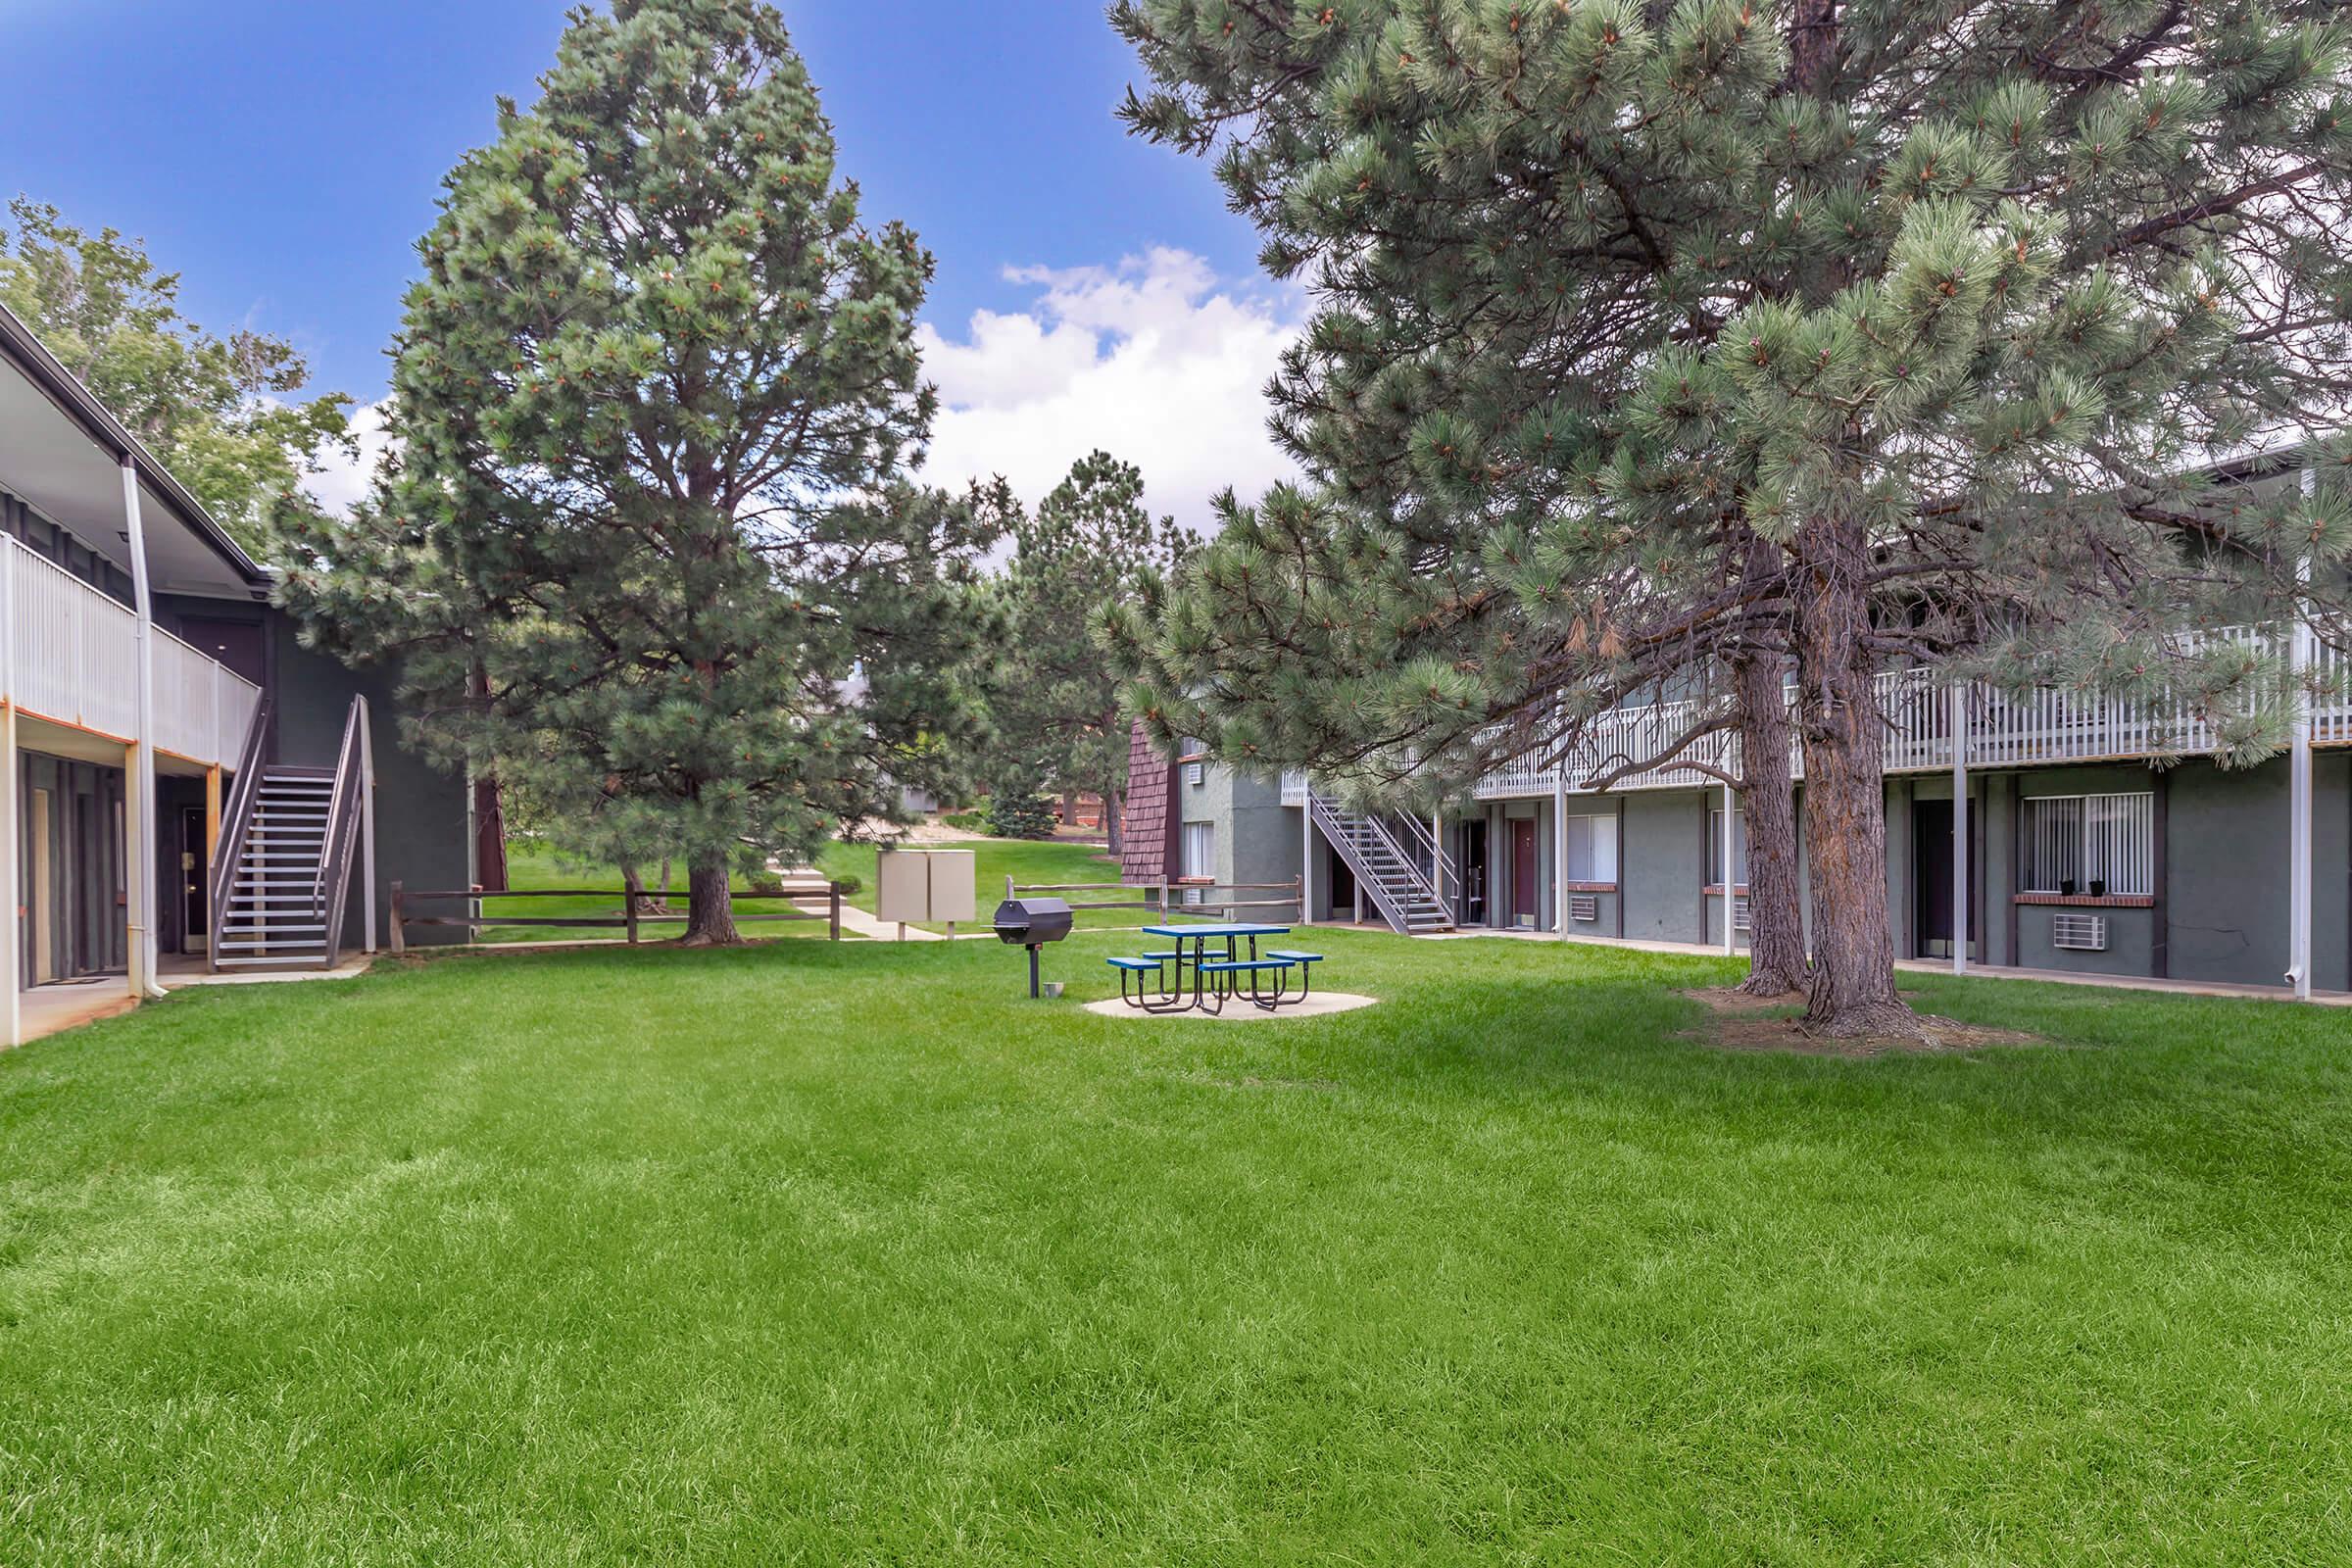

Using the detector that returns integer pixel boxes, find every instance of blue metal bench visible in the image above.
[1197,956,1298,1013]
[1107,955,1187,1010]
[1263,950,1323,1000]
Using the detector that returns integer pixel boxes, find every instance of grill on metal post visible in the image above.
[992,897,1074,998]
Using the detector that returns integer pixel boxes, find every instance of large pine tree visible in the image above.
[993,451,1193,856]
[1108,0,2352,1032]
[274,0,1002,943]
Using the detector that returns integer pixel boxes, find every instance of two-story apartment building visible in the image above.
[1149,457,2352,999]
[2,304,470,1045]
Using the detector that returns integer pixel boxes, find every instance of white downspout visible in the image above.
[1553,769,1569,941]
[1299,792,1314,927]
[122,458,164,1000]
[1952,679,1969,977]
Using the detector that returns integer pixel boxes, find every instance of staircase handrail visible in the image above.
[1308,790,1437,933]
[205,693,273,973]
[1387,809,1460,893]
[313,695,370,963]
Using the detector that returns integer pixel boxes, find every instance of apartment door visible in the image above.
[29,787,54,983]
[179,805,209,953]
[1460,819,1489,925]
[1508,818,1539,926]
[1912,799,1978,958]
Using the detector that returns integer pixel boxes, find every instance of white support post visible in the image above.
[1299,798,1314,926]
[1553,771,1569,941]
[2,702,18,1049]
[2289,485,2315,998]
[121,458,163,1000]
[360,697,378,955]
[1952,679,1969,977]
[1721,778,1737,956]
[1431,809,1445,915]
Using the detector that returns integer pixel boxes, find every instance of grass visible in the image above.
[5,931,2352,1562]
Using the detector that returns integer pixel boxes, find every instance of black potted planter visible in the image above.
[2060,878,2078,897]
[2089,878,2106,899]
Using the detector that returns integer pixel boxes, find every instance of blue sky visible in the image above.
[0,0,1301,526]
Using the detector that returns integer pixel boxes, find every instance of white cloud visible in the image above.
[916,247,1304,535]
[300,249,1305,535]
[302,396,394,515]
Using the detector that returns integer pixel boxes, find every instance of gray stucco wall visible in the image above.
[1621,791,1705,945]
[1178,763,1301,920]
[2165,754,2349,991]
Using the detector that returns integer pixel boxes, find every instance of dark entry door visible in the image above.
[1509,818,1539,925]
[1325,844,1356,919]
[1913,799,1977,957]
[179,805,208,952]
[1461,819,1489,925]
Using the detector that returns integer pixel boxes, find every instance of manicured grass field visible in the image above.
[4,932,2350,1563]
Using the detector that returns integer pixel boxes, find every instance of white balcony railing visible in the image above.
[1278,623,2352,804]
[5,532,262,769]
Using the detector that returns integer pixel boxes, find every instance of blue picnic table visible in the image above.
[1109,922,1321,1013]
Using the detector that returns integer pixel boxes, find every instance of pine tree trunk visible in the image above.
[1104,782,1124,857]
[472,774,509,892]
[681,861,740,946]
[1732,652,1808,997]
[1793,519,1918,1036]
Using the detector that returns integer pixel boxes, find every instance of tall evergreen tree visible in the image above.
[0,198,352,552]
[273,0,1002,943]
[993,451,1193,855]
[1109,0,2352,1033]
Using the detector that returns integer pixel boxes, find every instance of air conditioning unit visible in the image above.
[1570,894,1598,923]
[2052,912,2108,952]
[1732,896,1751,933]
[1186,760,1204,786]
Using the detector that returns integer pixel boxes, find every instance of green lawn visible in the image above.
[5,933,2351,1562]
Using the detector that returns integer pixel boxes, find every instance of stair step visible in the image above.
[216,956,334,967]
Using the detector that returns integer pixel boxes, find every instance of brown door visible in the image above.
[1509,818,1539,925]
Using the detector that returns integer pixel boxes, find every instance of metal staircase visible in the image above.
[209,695,373,971]
[1306,791,1455,935]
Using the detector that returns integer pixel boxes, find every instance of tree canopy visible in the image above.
[0,197,352,552]
[273,0,1003,942]
[1107,0,2352,1030]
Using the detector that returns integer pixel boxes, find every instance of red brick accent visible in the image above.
[1118,722,1179,884]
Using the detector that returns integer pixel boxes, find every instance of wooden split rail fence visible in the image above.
[390,877,847,949]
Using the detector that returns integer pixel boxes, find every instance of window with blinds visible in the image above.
[1564,813,1617,884]
[2022,793,2154,896]
[1706,807,1749,886]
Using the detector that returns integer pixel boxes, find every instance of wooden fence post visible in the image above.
[389,881,406,954]
[626,894,639,946]
[829,882,842,941]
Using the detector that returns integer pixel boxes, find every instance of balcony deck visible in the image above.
[4,531,261,772]
[1282,629,2352,805]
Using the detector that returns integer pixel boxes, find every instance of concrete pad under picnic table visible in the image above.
[1081,992,1380,1022]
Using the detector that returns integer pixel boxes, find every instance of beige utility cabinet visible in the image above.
[874,848,976,937]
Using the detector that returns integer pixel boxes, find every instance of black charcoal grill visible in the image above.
[993,897,1074,998]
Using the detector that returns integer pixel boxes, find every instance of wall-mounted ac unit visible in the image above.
[2052,912,2108,952]
[1732,896,1751,933]
[1186,761,1204,786]
[1570,894,1598,923]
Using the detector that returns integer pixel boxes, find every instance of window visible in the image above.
[2022,793,2153,896]
[1706,808,1749,887]
[1179,737,1206,787]
[1181,821,1214,904]
[1564,813,1617,885]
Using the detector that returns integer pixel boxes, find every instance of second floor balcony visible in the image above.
[4,530,262,771]
[1281,626,2352,806]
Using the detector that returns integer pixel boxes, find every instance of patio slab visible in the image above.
[1081,991,1379,1022]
